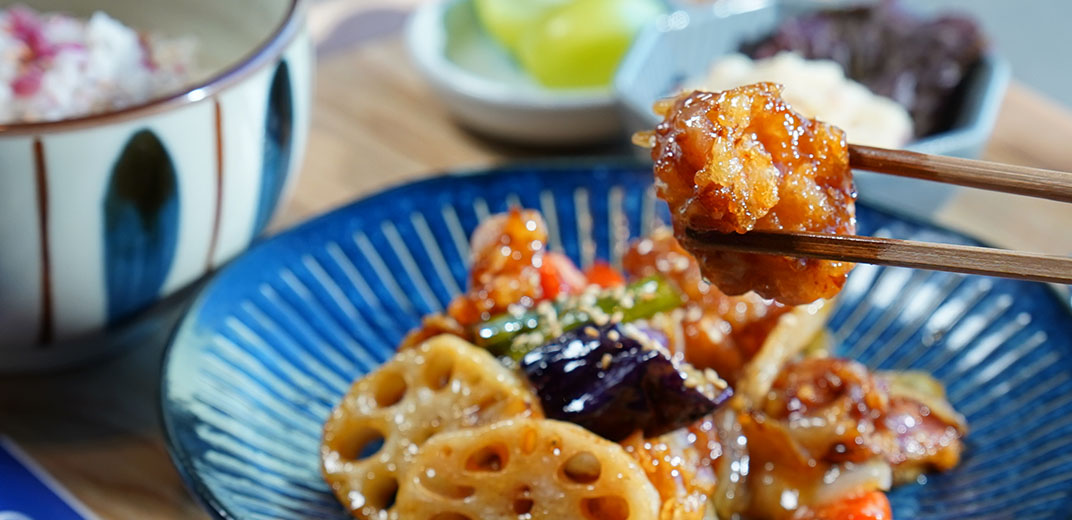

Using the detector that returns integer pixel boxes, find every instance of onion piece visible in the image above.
[813,459,894,506]
[878,370,967,431]
[737,298,833,405]
[711,407,750,519]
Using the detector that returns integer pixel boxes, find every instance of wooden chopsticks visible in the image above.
[682,229,1072,285]
[683,145,1072,284]
[849,145,1072,203]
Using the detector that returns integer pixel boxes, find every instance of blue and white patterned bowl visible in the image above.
[162,161,1072,519]
[0,0,313,371]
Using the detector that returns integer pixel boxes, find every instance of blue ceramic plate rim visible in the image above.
[160,158,1072,520]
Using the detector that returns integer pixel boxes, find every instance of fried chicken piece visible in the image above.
[621,417,721,520]
[761,359,965,478]
[878,371,967,484]
[406,209,590,346]
[884,395,964,483]
[648,83,856,305]
[446,208,550,326]
[623,227,791,385]
[763,358,892,464]
[731,359,964,518]
[399,313,467,350]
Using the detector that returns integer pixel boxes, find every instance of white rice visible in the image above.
[0,5,197,124]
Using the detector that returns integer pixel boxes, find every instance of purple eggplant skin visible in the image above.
[520,322,732,441]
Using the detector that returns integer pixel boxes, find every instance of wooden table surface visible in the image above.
[2,16,1072,520]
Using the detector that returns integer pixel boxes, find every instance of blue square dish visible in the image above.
[161,160,1072,519]
[615,1,1011,218]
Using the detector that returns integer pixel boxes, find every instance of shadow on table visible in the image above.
[0,284,200,443]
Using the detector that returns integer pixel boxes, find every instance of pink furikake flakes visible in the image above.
[0,5,197,124]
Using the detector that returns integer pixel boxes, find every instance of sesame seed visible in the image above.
[704,368,729,390]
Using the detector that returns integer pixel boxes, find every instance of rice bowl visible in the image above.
[0,0,312,372]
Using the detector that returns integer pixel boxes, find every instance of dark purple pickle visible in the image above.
[520,322,732,441]
[741,0,986,137]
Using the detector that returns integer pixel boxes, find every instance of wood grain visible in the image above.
[2,33,1072,520]
[850,144,1072,203]
[683,229,1072,284]
[938,82,1072,257]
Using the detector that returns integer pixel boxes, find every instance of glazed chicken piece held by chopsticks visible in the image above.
[638,82,857,305]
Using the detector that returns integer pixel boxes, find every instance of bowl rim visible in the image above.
[0,0,303,137]
[405,0,615,111]
[159,158,1072,520]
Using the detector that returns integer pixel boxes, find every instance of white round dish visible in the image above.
[406,0,622,146]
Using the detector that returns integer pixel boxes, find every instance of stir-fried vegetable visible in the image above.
[474,275,683,360]
[584,261,626,288]
[538,251,588,300]
[804,491,893,520]
[520,322,732,441]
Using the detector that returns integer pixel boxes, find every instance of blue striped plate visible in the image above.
[161,160,1072,519]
